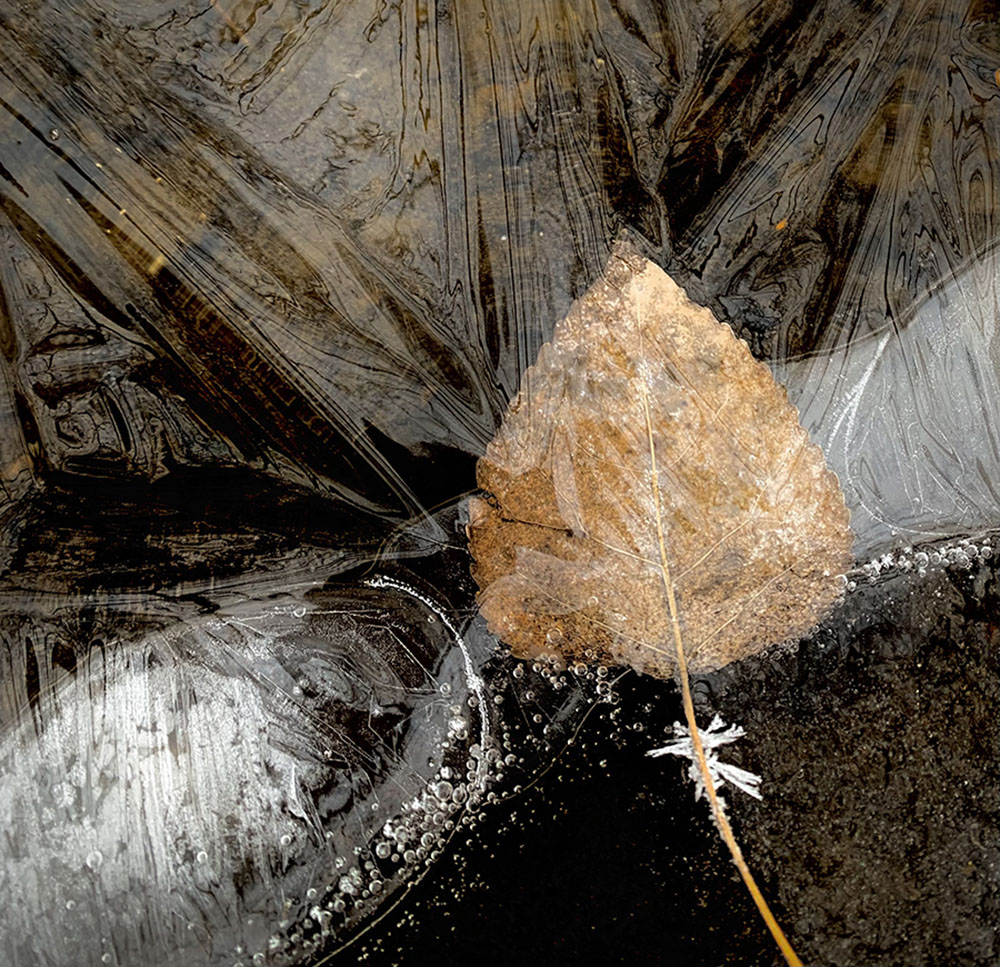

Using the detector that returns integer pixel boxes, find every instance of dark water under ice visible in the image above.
[0,1,997,965]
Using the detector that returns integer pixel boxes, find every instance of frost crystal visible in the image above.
[647,715,762,806]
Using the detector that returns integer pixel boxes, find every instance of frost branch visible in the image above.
[647,714,763,809]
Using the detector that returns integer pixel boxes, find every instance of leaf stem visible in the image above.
[639,376,802,967]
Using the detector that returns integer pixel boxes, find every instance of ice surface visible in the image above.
[0,571,496,966]
[0,503,596,967]
[0,0,998,964]
[785,244,1000,554]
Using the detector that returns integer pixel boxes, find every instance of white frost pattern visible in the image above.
[648,715,763,805]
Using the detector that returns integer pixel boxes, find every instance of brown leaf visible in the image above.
[468,239,853,678]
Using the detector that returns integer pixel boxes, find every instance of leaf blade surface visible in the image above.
[470,240,853,677]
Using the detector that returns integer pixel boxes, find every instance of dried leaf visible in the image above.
[468,239,853,678]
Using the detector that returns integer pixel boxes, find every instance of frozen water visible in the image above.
[0,568,495,966]
[784,244,1000,556]
[0,505,598,966]
[0,0,998,964]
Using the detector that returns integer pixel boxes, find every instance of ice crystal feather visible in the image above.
[648,715,763,809]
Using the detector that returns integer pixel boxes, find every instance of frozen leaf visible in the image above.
[468,239,853,678]
[468,237,852,967]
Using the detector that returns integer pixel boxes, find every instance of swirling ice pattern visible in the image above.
[0,0,997,964]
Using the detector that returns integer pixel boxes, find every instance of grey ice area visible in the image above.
[0,585,486,967]
[782,243,1000,557]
